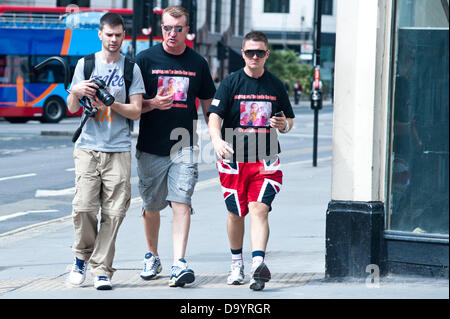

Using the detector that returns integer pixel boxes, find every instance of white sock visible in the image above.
[174,258,187,268]
[252,256,264,266]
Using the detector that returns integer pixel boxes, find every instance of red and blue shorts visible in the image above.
[217,156,283,217]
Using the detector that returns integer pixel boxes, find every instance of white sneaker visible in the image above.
[94,276,112,290]
[140,252,162,280]
[68,257,88,286]
[227,262,244,285]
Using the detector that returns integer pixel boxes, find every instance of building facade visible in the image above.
[250,0,336,94]
[327,0,448,278]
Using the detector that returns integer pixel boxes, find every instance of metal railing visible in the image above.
[0,12,99,29]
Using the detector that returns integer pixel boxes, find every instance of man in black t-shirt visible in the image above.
[208,31,295,291]
[135,5,216,288]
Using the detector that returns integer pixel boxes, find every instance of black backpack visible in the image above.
[83,53,134,103]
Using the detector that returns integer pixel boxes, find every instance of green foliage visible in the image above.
[265,48,312,95]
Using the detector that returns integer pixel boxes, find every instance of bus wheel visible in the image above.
[41,97,66,123]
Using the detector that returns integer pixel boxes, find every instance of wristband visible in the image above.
[280,119,290,133]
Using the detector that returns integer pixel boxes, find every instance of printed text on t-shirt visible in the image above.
[152,69,197,77]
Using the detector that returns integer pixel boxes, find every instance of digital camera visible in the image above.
[91,78,114,106]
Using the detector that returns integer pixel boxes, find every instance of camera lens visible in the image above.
[92,78,115,106]
[96,88,115,106]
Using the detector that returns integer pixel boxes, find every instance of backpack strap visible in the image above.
[83,53,96,80]
[123,56,135,130]
[123,56,134,103]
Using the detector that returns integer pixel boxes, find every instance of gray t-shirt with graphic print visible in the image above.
[70,52,145,152]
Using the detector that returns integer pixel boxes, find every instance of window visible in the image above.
[30,56,74,84]
[0,56,29,84]
[264,0,289,13]
[238,0,245,36]
[0,56,6,83]
[214,0,222,33]
[56,0,90,7]
[322,0,333,15]
[387,0,449,234]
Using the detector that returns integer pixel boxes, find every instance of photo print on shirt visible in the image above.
[158,76,189,103]
[240,101,272,127]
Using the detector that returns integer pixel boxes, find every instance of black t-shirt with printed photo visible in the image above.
[136,43,216,156]
[207,68,295,162]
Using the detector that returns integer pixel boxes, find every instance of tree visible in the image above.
[265,48,312,96]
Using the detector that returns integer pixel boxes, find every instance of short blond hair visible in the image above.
[162,5,189,26]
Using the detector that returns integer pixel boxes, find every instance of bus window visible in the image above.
[0,55,28,84]
[12,56,30,84]
[0,55,7,83]
[69,56,82,82]
[30,56,67,84]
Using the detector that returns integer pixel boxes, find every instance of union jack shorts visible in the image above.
[217,155,283,217]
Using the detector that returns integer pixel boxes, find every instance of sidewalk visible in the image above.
[0,155,448,300]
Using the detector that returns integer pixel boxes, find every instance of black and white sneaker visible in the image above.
[249,262,271,291]
[169,259,195,287]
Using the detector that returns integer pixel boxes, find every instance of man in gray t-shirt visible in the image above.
[66,12,144,290]
[70,53,144,151]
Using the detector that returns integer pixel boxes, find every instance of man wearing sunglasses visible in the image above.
[135,6,216,288]
[207,31,295,291]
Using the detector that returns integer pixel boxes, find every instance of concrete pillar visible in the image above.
[326,0,392,278]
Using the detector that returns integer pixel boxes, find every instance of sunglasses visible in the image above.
[243,49,267,58]
[162,25,185,33]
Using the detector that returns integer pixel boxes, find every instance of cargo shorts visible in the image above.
[136,147,199,212]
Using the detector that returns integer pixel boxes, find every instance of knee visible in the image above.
[171,202,191,216]
[228,211,244,223]
[249,203,269,220]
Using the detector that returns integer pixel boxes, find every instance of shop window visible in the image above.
[387,0,449,234]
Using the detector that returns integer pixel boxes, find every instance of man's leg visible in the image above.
[136,150,169,280]
[89,151,130,290]
[168,201,195,287]
[69,148,101,286]
[248,202,270,253]
[248,201,271,291]
[227,211,245,285]
[141,210,163,280]
[227,211,245,251]
[170,201,191,262]
[166,148,198,287]
[142,210,160,256]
